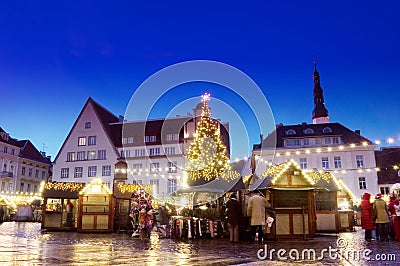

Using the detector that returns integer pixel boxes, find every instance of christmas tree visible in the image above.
[185,93,230,184]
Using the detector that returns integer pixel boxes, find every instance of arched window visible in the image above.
[322,127,332,134]
[285,129,296,135]
[304,128,314,134]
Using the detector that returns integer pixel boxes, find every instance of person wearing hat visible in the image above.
[361,193,375,241]
[226,193,242,243]
[388,194,400,240]
[374,193,390,241]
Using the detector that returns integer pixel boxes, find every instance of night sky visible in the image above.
[1,1,399,160]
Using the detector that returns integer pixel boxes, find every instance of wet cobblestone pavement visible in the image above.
[1,222,400,265]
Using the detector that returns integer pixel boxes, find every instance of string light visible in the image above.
[186,94,230,181]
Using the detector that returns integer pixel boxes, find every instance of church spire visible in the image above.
[312,58,329,124]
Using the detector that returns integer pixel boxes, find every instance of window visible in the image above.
[134,149,146,157]
[380,187,390,195]
[88,166,97,177]
[168,161,177,173]
[356,155,364,168]
[120,150,131,158]
[334,156,342,168]
[145,135,156,142]
[300,158,307,169]
[166,134,179,141]
[128,137,134,144]
[78,137,86,146]
[1,182,5,191]
[149,148,160,156]
[332,137,340,145]
[67,152,75,162]
[77,151,86,161]
[27,184,31,193]
[122,137,128,144]
[132,164,142,173]
[61,168,69,178]
[150,163,160,174]
[42,171,46,179]
[303,139,310,146]
[22,167,26,176]
[165,147,176,155]
[285,129,296,135]
[167,179,177,193]
[88,136,96,145]
[102,165,111,176]
[4,147,7,153]
[150,179,160,195]
[324,138,331,145]
[398,170,400,177]
[304,128,314,134]
[34,185,38,193]
[322,157,329,169]
[87,151,96,160]
[11,149,15,155]
[28,168,33,177]
[359,177,367,189]
[293,139,300,146]
[74,167,83,178]
[133,180,142,185]
[85,122,91,129]
[20,183,24,192]
[322,127,332,134]
[98,150,106,160]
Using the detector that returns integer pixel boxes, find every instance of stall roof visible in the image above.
[42,182,85,199]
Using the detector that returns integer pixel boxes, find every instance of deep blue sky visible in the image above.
[1,1,399,160]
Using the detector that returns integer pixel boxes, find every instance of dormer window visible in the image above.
[285,129,296,135]
[304,128,314,134]
[322,127,332,134]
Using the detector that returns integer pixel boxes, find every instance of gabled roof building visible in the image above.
[252,60,379,200]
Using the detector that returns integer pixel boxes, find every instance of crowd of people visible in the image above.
[361,192,400,241]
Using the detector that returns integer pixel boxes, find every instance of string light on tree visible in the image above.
[186,93,230,182]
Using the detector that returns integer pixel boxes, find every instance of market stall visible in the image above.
[77,178,114,233]
[41,182,84,231]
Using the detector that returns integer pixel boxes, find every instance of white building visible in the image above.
[52,98,230,199]
[252,61,379,200]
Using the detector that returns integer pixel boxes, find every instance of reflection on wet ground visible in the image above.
[1,222,400,265]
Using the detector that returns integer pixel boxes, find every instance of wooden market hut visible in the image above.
[310,171,355,232]
[250,160,317,239]
[77,178,114,233]
[41,182,85,231]
[112,183,153,233]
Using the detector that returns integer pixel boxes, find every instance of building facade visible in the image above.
[52,98,230,200]
[0,127,51,195]
[252,60,379,200]
[375,147,400,195]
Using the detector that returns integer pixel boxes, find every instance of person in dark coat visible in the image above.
[226,193,242,242]
[387,194,400,240]
[361,192,375,241]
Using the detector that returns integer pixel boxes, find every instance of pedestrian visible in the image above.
[0,206,4,223]
[66,200,74,227]
[361,192,375,241]
[226,193,242,243]
[247,191,271,244]
[374,193,390,241]
[387,194,400,240]
[155,203,170,238]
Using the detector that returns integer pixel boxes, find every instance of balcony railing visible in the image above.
[1,171,13,178]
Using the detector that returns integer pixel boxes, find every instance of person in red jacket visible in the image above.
[387,194,400,240]
[361,193,375,241]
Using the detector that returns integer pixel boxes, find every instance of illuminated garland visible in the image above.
[267,160,315,186]
[186,94,230,181]
[117,183,153,194]
[44,182,84,192]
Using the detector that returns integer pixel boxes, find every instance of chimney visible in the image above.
[260,133,264,143]
[118,115,124,122]
[355,130,361,135]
